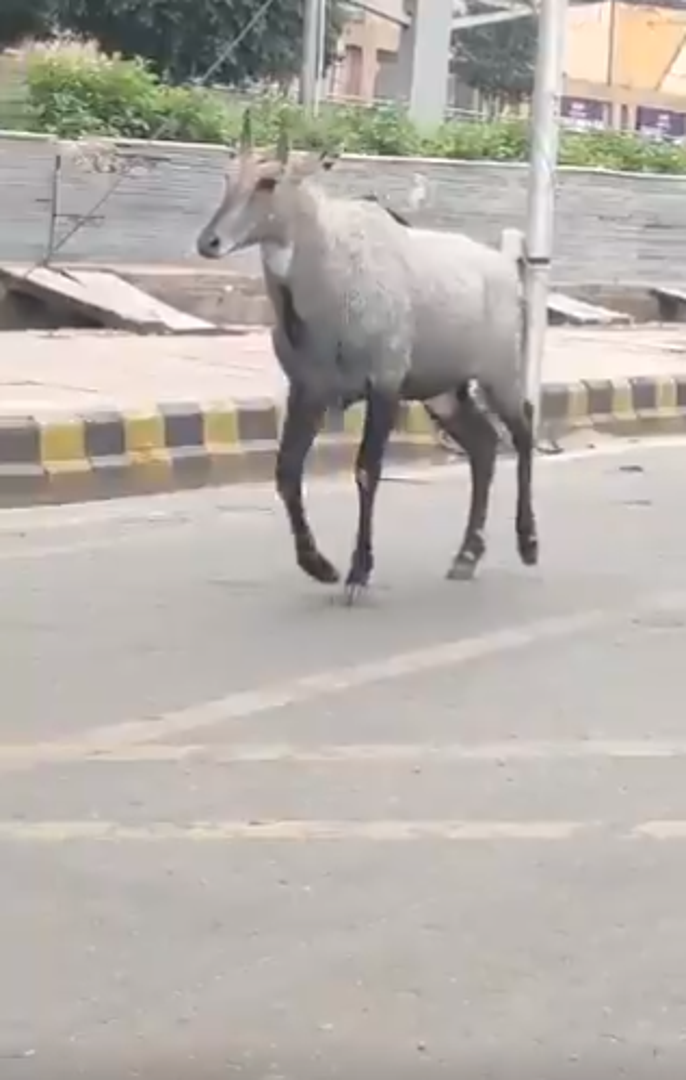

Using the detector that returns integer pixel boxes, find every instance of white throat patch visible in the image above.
[262,242,293,281]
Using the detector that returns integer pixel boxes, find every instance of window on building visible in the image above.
[374,48,397,101]
[344,44,363,98]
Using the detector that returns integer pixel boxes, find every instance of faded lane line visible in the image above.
[0,537,145,562]
[0,819,591,843]
[0,523,210,563]
[0,506,270,562]
[632,822,686,839]
[48,610,612,751]
[3,739,686,767]
[0,608,611,772]
[1,819,683,844]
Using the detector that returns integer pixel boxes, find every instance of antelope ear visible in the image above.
[286,151,330,182]
[286,144,341,181]
[239,109,253,154]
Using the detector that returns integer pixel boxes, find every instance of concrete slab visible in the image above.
[650,284,686,323]
[548,291,631,327]
[0,265,230,335]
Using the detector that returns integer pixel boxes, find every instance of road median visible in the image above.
[2,373,686,508]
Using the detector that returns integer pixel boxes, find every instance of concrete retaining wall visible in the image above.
[2,131,686,285]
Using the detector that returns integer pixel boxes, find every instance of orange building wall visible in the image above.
[564,1,686,114]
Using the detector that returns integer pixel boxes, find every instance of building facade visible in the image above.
[563,0,686,135]
[330,0,686,136]
[327,0,406,102]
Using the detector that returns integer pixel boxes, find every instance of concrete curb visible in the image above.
[1,375,685,508]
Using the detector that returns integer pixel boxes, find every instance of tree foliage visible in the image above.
[1,0,345,87]
[0,0,58,47]
[452,1,537,102]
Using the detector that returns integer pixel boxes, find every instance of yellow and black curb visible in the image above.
[1,375,685,508]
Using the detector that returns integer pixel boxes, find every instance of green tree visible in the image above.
[54,0,346,86]
[452,1,537,104]
[0,0,58,46]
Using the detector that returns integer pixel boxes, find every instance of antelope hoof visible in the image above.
[447,554,479,581]
[297,550,340,585]
[447,537,484,581]
[343,554,373,604]
[342,581,367,606]
[517,532,539,567]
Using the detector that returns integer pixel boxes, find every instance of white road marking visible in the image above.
[4,739,686,767]
[0,818,683,844]
[0,608,609,771]
[2,584,684,774]
[0,819,591,843]
[631,821,686,840]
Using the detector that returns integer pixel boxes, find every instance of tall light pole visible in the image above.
[301,0,328,113]
[315,0,328,113]
[523,0,568,433]
[301,0,320,110]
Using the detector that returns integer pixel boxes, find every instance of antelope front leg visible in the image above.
[276,383,339,585]
[344,388,398,604]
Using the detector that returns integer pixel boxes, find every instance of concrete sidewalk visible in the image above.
[1,324,686,507]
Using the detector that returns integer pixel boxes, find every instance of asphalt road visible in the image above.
[2,436,686,1079]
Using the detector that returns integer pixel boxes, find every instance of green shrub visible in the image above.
[425,118,529,161]
[23,51,686,174]
[557,129,686,174]
[152,85,232,144]
[26,52,231,143]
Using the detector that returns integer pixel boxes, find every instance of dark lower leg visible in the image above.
[428,394,498,579]
[510,400,538,566]
[345,390,398,594]
[275,386,339,584]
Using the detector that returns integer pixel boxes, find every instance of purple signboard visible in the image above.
[635,106,686,141]
[560,96,606,132]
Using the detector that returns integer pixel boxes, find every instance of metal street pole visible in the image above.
[523,0,568,434]
[300,0,320,110]
[314,0,328,115]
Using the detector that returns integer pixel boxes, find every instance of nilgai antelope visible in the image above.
[197,113,537,603]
